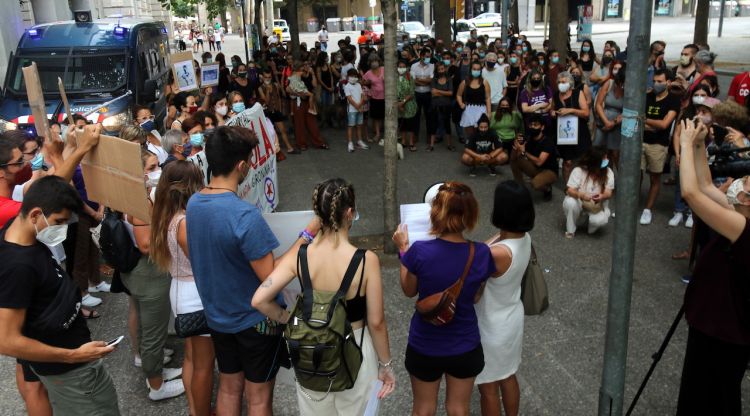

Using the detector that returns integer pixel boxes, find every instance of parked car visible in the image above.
[469,12,502,28]
[273,19,291,42]
[430,19,476,43]
[398,21,431,42]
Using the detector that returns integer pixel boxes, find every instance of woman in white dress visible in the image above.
[475,180,534,416]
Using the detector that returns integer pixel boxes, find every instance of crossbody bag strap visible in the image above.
[448,241,475,297]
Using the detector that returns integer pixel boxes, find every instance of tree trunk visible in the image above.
[549,0,568,56]
[433,0,451,44]
[255,0,264,35]
[287,0,300,59]
[510,0,519,31]
[382,0,398,254]
[693,0,709,45]
[220,8,229,33]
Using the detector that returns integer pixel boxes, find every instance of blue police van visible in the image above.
[0,18,171,135]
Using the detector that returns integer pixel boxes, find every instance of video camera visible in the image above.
[708,143,750,178]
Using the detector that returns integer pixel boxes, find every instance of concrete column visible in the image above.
[0,2,27,88]
[423,0,432,26]
[31,0,72,23]
[517,0,536,31]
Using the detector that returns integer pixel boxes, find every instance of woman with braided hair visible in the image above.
[252,178,395,414]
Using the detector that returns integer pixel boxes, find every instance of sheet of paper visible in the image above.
[400,203,434,245]
[364,379,384,416]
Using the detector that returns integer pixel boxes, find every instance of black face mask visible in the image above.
[602,56,613,65]
[486,61,496,69]
[530,79,542,88]
[572,75,582,85]
[500,107,511,113]
[527,127,542,137]
[238,72,247,78]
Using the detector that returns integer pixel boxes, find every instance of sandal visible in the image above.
[317,144,330,150]
[671,250,689,260]
[409,145,417,152]
[82,308,101,319]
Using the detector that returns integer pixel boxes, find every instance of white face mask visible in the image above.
[348,77,359,84]
[215,105,228,116]
[692,95,706,106]
[558,82,571,93]
[397,68,407,75]
[35,215,68,246]
[145,169,162,188]
[726,178,750,206]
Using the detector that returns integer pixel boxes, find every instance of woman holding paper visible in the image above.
[252,178,395,415]
[550,71,591,185]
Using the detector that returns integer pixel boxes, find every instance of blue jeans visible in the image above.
[674,170,690,213]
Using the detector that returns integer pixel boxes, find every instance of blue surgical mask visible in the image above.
[181,142,193,158]
[582,46,591,52]
[443,59,451,66]
[456,47,463,53]
[522,46,528,52]
[232,102,246,113]
[479,53,485,58]
[423,57,431,64]
[30,152,45,171]
[471,70,481,78]
[190,132,205,147]
[601,159,609,169]
[551,56,560,64]
[139,119,155,132]
[510,57,518,64]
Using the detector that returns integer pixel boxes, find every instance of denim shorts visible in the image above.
[347,111,363,127]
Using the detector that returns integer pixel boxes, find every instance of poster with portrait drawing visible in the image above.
[557,114,578,145]
[200,64,219,87]
[170,52,198,91]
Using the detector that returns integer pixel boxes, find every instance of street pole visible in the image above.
[543,0,549,40]
[718,0,726,37]
[266,0,274,36]
[500,0,509,46]
[597,0,654,415]
[240,0,250,64]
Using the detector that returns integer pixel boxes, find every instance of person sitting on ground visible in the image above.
[510,114,559,201]
[461,114,507,177]
[562,147,615,238]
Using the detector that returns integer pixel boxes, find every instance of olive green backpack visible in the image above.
[284,244,365,397]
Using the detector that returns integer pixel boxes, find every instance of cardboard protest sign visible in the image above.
[171,52,198,91]
[200,64,220,87]
[81,135,151,221]
[21,63,50,140]
[187,150,210,184]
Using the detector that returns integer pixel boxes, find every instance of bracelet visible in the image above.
[298,229,315,244]
[378,359,393,368]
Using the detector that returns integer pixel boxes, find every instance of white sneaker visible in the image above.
[134,354,172,368]
[397,143,404,160]
[88,281,111,293]
[145,367,183,389]
[685,214,694,228]
[148,378,185,401]
[639,209,652,225]
[378,139,384,146]
[357,140,369,150]
[668,212,683,227]
[347,142,354,153]
[81,294,102,307]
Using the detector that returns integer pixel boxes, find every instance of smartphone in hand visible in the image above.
[106,335,125,347]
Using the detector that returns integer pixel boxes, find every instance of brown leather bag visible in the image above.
[415,242,475,326]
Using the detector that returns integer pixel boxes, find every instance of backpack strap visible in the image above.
[330,249,366,312]
[297,244,315,321]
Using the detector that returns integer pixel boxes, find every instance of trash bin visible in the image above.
[306,17,319,32]
[341,17,354,31]
[355,17,366,31]
[326,17,341,32]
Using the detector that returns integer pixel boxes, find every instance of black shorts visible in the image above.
[399,116,418,133]
[369,99,385,120]
[265,110,287,123]
[405,344,484,382]
[17,360,40,382]
[210,325,288,383]
[501,139,514,153]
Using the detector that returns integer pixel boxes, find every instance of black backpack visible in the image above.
[99,209,141,273]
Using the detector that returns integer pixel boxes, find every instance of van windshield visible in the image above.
[8,49,127,95]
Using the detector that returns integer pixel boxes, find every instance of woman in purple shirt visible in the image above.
[393,182,496,416]
[518,69,553,127]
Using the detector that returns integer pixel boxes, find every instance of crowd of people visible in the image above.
[0,22,749,416]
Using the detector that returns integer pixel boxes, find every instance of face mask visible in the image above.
[12,163,32,185]
[601,159,610,169]
[530,78,542,88]
[726,178,750,206]
[180,142,193,158]
[187,105,198,114]
[215,105,228,116]
[456,47,463,53]
[443,59,451,66]
[522,46,528,52]
[371,62,379,69]
[510,57,518,64]
[30,152,45,171]
[612,68,620,76]
[140,119,155,132]
[653,83,667,94]
[680,55,691,66]
[539,60,545,66]
[692,95,706,106]
[479,53,486,59]
[35,215,68,246]
[498,57,505,64]
[423,57,431,64]
[348,77,359,84]
[471,70,481,78]
[190,132,205,147]
[602,56,613,65]
[551,56,560,64]
[335,56,342,63]
[471,34,477,39]
[486,61,496,69]
[500,107,511,113]
[263,79,272,85]
[582,46,591,53]
[271,47,277,53]
[232,61,239,69]
[527,126,542,137]
[145,169,162,187]
[698,114,712,125]
[558,82,571,93]
[397,68,407,75]
[238,71,247,78]
[232,102,246,113]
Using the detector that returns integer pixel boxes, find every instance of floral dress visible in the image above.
[397,75,417,119]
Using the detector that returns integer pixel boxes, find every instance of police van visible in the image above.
[0,17,171,135]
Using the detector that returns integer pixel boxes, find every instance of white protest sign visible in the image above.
[189,103,279,212]
[557,114,579,145]
[187,150,210,184]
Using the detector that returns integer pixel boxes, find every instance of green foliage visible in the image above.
[159,0,233,19]
[163,0,197,18]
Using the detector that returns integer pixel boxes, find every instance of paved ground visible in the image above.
[1,16,749,416]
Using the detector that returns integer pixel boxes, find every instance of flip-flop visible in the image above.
[82,308,101,319]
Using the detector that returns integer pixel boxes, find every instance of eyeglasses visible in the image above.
[0,157,25,168]
[22,147,40,156]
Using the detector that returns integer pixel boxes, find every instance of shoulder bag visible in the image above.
[415,242,475,326]
[520,244,549,315]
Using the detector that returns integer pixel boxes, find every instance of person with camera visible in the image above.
[510,114,559,201]
[393,182,496,416]
[676,119,750,415]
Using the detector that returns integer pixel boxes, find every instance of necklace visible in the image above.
[205,186,237,195]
